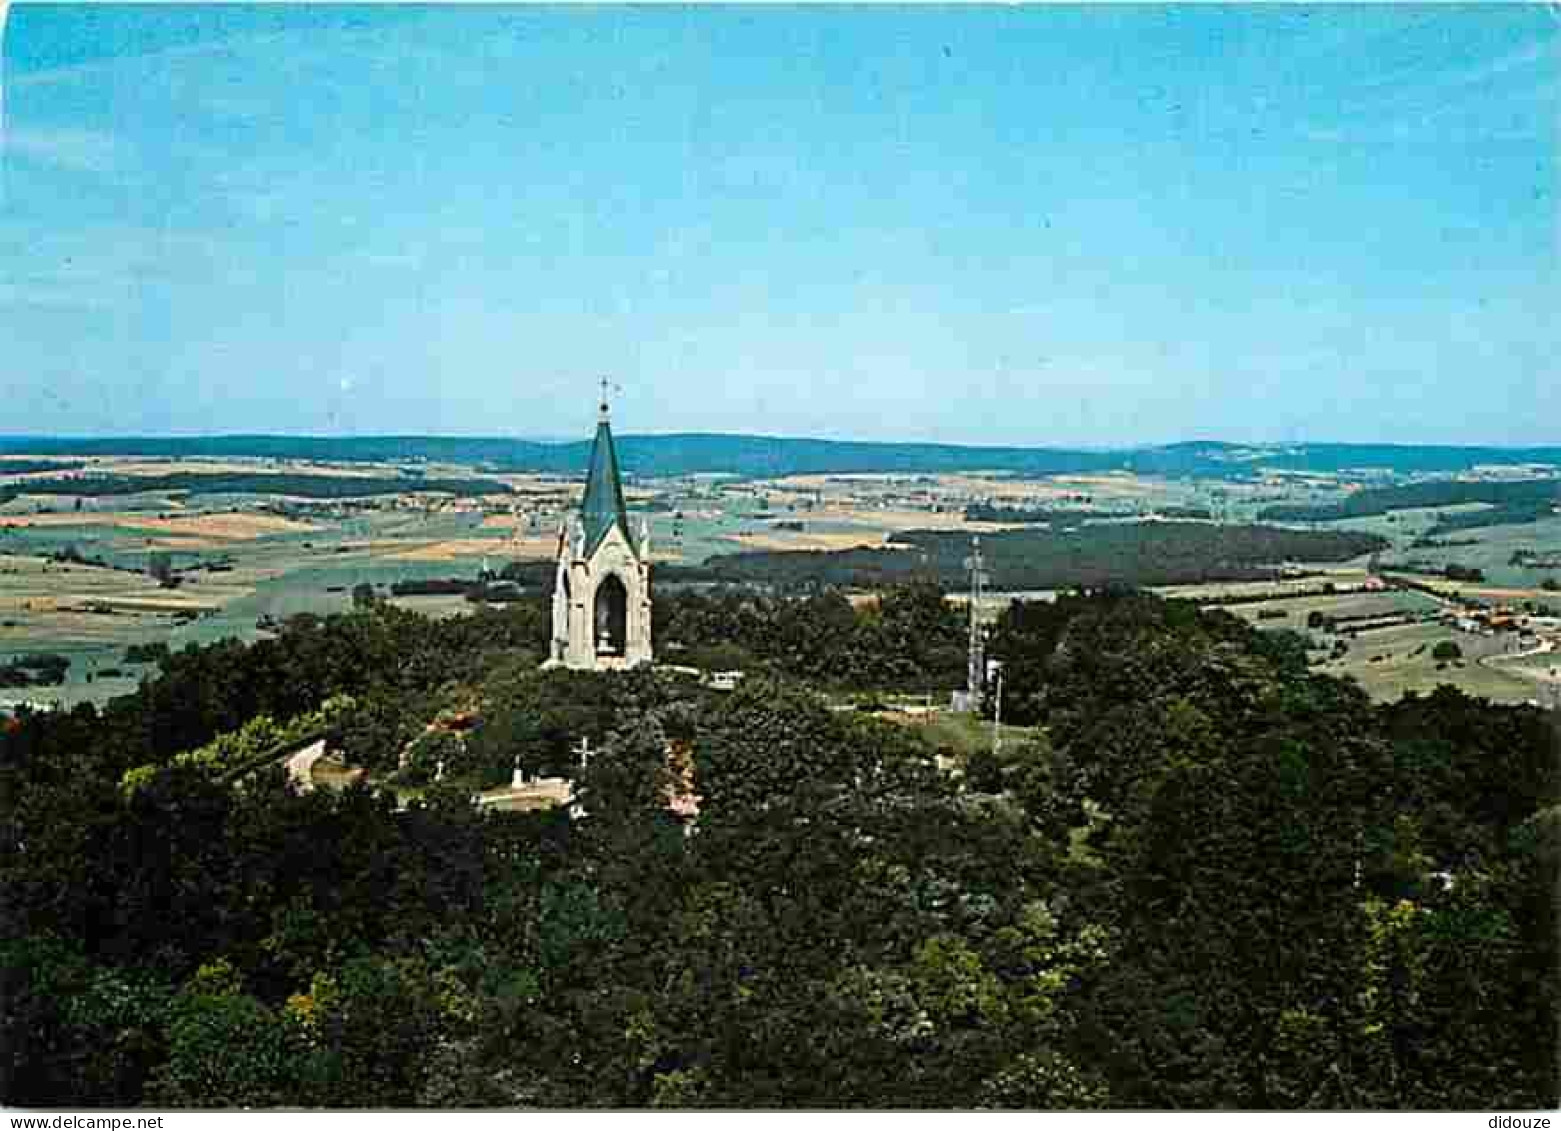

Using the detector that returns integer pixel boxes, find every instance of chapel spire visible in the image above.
[546,383,652,671]
[580,380,631,556]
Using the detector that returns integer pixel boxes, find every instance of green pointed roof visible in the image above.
[580,411,632,556]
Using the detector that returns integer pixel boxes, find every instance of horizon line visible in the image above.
[3,432,1561,454]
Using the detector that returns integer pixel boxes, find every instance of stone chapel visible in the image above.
[546,393,652,670]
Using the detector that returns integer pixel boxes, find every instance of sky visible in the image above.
[1,4,1557,447]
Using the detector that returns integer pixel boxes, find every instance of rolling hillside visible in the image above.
[2,434,1559,480]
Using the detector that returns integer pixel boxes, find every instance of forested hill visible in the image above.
[1260,478,1561,524]
[2,589,1556,1109]
[3,434,1559,479]
[0,433,1120,477]
[696,523,1389,592]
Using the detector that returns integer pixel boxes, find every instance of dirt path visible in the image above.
[1478,639,1561,704]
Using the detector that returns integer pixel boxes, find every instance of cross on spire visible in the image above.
[598,376,614,422]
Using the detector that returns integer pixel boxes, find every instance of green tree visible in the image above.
[148,960,302,1108]
[0,936,171,1106]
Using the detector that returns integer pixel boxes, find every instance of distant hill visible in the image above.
[1,434,1558,480]
[1259,477,1561,535]
[0,471,512,506]
[694,522,1390,592]
[0,433,1123,477]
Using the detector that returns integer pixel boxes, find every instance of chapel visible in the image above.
[547,392,652,670]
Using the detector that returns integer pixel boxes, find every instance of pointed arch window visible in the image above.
[593,574,628,657]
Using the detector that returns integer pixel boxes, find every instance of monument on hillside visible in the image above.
[546,384,653,670]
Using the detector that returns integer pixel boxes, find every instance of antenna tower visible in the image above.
[963,535,989,704]
[991,662,1004,757]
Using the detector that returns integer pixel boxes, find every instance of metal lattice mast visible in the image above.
[963,535,989,702]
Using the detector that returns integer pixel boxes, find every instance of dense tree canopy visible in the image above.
[656,580,966,690]
[1,587,1555,1109]
[698,524,1388,592]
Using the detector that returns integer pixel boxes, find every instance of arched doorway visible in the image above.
[593,574,628,657]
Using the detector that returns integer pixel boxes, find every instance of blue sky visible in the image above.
[1,4,1557,446]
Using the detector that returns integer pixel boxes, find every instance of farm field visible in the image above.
[0,457,565,704]
[1177,579,1558,705]
[383,592,482,620]
[1489,648,1561,708]
[1149,569,1374,602]
[1341,512,1561,590]
[1211,588,1441,624]
[1317,620,1542,704]
[5,453,1560,709]
[723,529,892,553]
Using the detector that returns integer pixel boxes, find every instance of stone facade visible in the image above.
[546,404,652,670]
